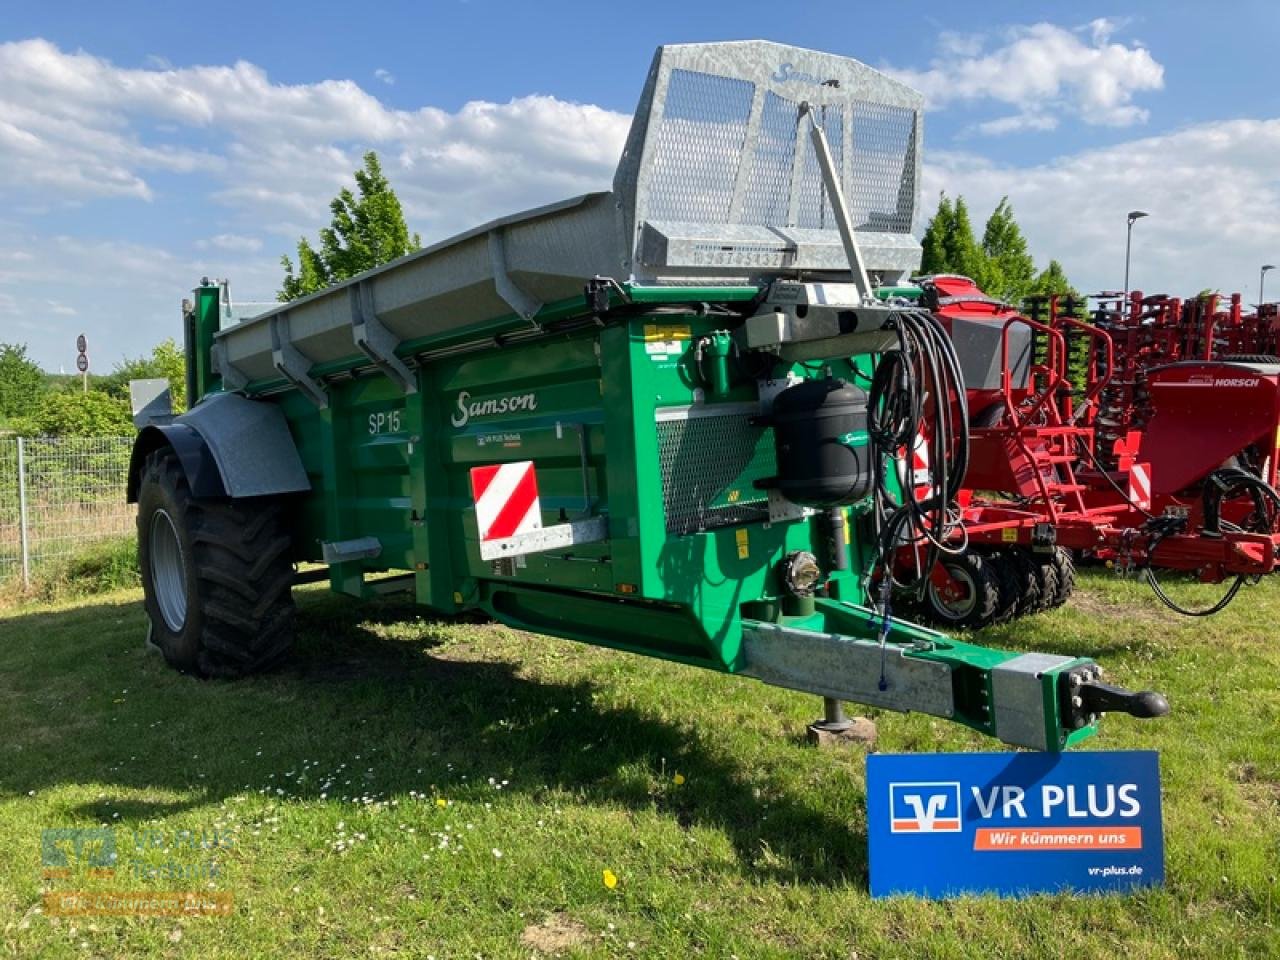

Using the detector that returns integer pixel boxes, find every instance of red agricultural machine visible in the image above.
[891,276,1280,628]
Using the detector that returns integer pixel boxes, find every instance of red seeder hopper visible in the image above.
[893,276,1280,628]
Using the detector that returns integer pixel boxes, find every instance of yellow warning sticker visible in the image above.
[735,528,749,560]
[1001,527,1018,543]
[643,323,691,342]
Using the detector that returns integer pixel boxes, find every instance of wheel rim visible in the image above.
[149,509,188,632]
[929,564,977,619]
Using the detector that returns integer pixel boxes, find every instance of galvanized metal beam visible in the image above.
[269,311,327,408]
[487,229,544,325]
[350,281,417,394]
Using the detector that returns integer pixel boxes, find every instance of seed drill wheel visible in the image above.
[1001,549,1040,615]
[981,551,1023,625]
[921,552,1002,629]
[1044,548,1076,609]
[137,448,295,678]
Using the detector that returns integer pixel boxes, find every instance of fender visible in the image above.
[128,392,310,502]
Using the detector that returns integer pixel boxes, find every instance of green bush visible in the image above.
[6,536,139,606]
[10,389,133,437]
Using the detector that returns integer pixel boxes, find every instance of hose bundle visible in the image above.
[866,308,971,590]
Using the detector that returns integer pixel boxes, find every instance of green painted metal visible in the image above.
[182,283,1113,751]
[191,283,221,400]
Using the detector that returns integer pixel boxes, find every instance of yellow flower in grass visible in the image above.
[602,869,618,890]
[436,798,448,808]
[673,773,685,786]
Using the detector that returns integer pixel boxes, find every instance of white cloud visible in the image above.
[0,38,629,236]
[374,68,394,86]
[891,18,1164,132]
[0,230,282,368]
[924,118,1280,298]
[200,233,264,253]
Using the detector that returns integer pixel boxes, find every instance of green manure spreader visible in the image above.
[128,41,1167,752]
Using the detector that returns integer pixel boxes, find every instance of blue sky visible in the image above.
[1,1,1277,370]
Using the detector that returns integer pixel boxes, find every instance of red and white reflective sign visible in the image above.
[470,461,542,543]
[1128,462,1152,511]
[910,432,934,500]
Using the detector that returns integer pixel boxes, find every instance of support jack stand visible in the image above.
[807,697,877,748]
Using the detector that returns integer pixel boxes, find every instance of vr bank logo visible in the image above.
[889,782,962,833]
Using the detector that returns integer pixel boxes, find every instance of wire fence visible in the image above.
[0,436,134,588]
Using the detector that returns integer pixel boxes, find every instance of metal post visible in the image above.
[1123,223,1133,296]
[16,436,29,588]
[823,697,848,727]
[1123,210,1148,296]
[1261,265,1275,306]
[803,102,873,302]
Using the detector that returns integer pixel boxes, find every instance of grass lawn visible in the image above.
[0,570,1277,958]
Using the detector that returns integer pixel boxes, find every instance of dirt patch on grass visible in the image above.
[520,913,591,954]
[1232,762,1280,814]
[1068,589,1161,623]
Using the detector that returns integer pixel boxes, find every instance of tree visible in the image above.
[918,193,996,291]
[920,193,954,276]
[981,197,1036,302]
[945,198,990,285]
[101,339,188,413]
[11,390,132,437]
[279,151,421,301]
[1028,260,1079,299]
[0,343,47,423]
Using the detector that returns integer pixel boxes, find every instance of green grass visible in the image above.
[0,572,1277,958]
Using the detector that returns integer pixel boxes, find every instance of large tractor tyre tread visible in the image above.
[1006,549,1044,616]
[1046,548,1076,608]
[1030,554,1061,613]
[921,553,1003,630]
[137,448,295,679]
[983,551,1024,625]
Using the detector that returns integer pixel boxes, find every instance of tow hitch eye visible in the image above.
[1063,665,1170,729]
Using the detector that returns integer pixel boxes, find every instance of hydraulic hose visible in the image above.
[867,308,970,591]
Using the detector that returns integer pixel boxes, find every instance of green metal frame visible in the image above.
[180,281,1099,750]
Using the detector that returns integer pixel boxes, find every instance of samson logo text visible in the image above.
[890,782,962,833]
[771,63,834,87]
[451,390,538,428]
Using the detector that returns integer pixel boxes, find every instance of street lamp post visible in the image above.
[1124,210,1149,296]
[1261,264,1275,305]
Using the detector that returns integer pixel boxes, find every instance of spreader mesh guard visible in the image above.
[615,41,924,284]
[211,42,927,387]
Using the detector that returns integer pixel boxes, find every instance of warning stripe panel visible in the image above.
[486,467,539,540]
[470,463,500,501]
[1128,462,1152,510]
[470,461,542,543]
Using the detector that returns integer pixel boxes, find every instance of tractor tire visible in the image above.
[983,551,1023,625]
[1006,549,1044,616]
[137,447,295,678]
[1029,552,1060,613]
[921,552,1003,630]
[1045,548,1076,609]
